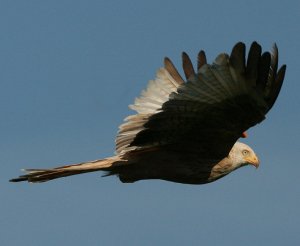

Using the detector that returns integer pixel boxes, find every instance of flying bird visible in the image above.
[10,42,286,185]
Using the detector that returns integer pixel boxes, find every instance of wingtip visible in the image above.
[164,56,185,84]
[277,64,287,81]
[197,50,207,70]
[230,42,246,73]
[266,64,286,111]
[182,52,196,80]
[272,42,278,54]
[163,56,171,66]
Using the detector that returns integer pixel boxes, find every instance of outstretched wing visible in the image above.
[116,42,286,159]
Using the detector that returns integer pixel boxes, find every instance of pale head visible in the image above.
[229,142,260,169]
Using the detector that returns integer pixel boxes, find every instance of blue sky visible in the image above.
[2,0,299,245]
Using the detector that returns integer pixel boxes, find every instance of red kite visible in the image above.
[10,42,286,184]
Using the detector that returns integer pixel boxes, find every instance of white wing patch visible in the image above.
[116,67,182,154]
[129,68,181,114]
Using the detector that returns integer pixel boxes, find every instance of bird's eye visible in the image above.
[242,150,249,156]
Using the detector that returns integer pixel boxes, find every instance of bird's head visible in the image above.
[230,142,260,169]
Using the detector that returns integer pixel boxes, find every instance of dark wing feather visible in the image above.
[246,42,262,86]
[265,44,286,112]
[116,42,286,159]
[267,65,286,110]
[230,42,246,75]
[197,50,207,70]
[164,57,185,85]
[182,52,196,80]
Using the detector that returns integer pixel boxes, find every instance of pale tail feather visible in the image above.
[10,156,122,183]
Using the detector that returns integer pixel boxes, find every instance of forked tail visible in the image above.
[10,156,121,183]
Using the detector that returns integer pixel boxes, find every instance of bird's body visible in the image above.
[105,142,259,184]
[10,42,286,185]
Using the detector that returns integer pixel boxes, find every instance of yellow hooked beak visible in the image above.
[245,155,260,168]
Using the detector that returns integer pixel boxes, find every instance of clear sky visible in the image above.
[2,0,299,245]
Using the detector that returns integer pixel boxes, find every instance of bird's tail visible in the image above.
[10,156,122,183]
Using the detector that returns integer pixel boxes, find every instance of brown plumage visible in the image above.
[10,42,286,184]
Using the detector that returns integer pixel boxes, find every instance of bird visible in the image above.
[10,41,286,185]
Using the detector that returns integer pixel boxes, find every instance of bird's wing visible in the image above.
[116,42,286,158]
[116,62,183,154]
